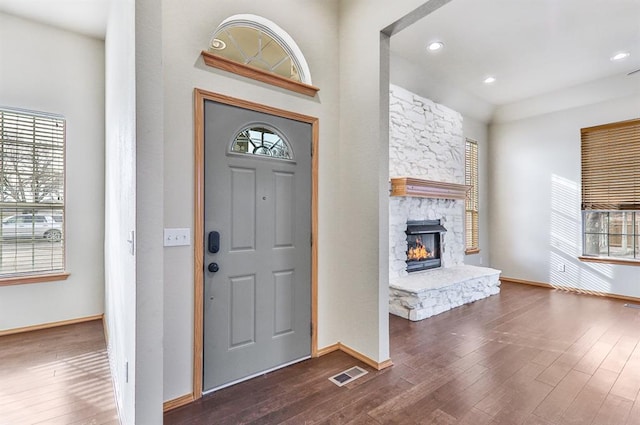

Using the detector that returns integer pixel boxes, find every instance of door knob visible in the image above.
[208,262,219,273]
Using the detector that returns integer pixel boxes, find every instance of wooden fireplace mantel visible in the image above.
[390,177,471,200]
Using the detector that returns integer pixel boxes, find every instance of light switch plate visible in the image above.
[164,228,191,247]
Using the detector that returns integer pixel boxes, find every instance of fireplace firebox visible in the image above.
[405,220,446,272]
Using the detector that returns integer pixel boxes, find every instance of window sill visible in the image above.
[578,256,640,267]
[0,272,70,286]
[465,248,480,255]
[201,51,320,97]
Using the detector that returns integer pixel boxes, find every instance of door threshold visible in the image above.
[203,355,311,395]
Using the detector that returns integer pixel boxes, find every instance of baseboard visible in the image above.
[316,343,340,357]
[317,342,393,371]
[500,277,552,289]
[0,314,103,337]
[163,393,195,412]
[500,277,640,304]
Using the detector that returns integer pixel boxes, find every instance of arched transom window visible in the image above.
[209,14,312,85]
[230,125,294,161]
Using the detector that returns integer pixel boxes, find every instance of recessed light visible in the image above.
[427,41,444,52]
[483,76,496,84]
[610,52,630,61]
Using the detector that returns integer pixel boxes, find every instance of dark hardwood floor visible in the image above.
[164,282,640,425]
[0,319,119,425]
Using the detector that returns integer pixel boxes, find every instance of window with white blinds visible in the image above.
[465,139,479,254]
[581,118,640,262]
[0,108,65,277]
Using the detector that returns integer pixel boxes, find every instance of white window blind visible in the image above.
[0,108,65,277]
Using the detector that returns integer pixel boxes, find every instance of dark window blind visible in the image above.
[581,119,640,210]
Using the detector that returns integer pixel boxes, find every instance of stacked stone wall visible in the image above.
[389,84,465,279]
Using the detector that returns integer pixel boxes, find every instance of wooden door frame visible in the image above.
[192,89,319,399]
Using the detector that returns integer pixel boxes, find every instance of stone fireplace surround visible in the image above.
[389,85,500,321]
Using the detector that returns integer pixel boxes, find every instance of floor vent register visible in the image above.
[328,366,368,387]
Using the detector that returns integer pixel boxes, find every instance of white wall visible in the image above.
[490,93,640,298]
[160,0,342,401]
[104,0,164,421]
[337,0,438,367]
[134,0,164,422]
[0,13,105,330]
[104,0,137,423]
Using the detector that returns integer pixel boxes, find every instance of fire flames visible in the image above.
[407,237,432,261]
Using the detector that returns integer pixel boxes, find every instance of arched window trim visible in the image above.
[214,14,313,85]
[201,14,319,97]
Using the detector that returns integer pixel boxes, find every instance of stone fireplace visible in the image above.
[388,84,466,279]
[388,84,501,321]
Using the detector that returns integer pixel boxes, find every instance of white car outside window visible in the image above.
[1,214,62,241]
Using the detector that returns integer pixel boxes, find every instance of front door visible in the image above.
[203,100,312,392]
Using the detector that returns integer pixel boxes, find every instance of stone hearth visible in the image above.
[389,265,501,321]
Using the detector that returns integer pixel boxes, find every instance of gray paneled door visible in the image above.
[203,100,312,392]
